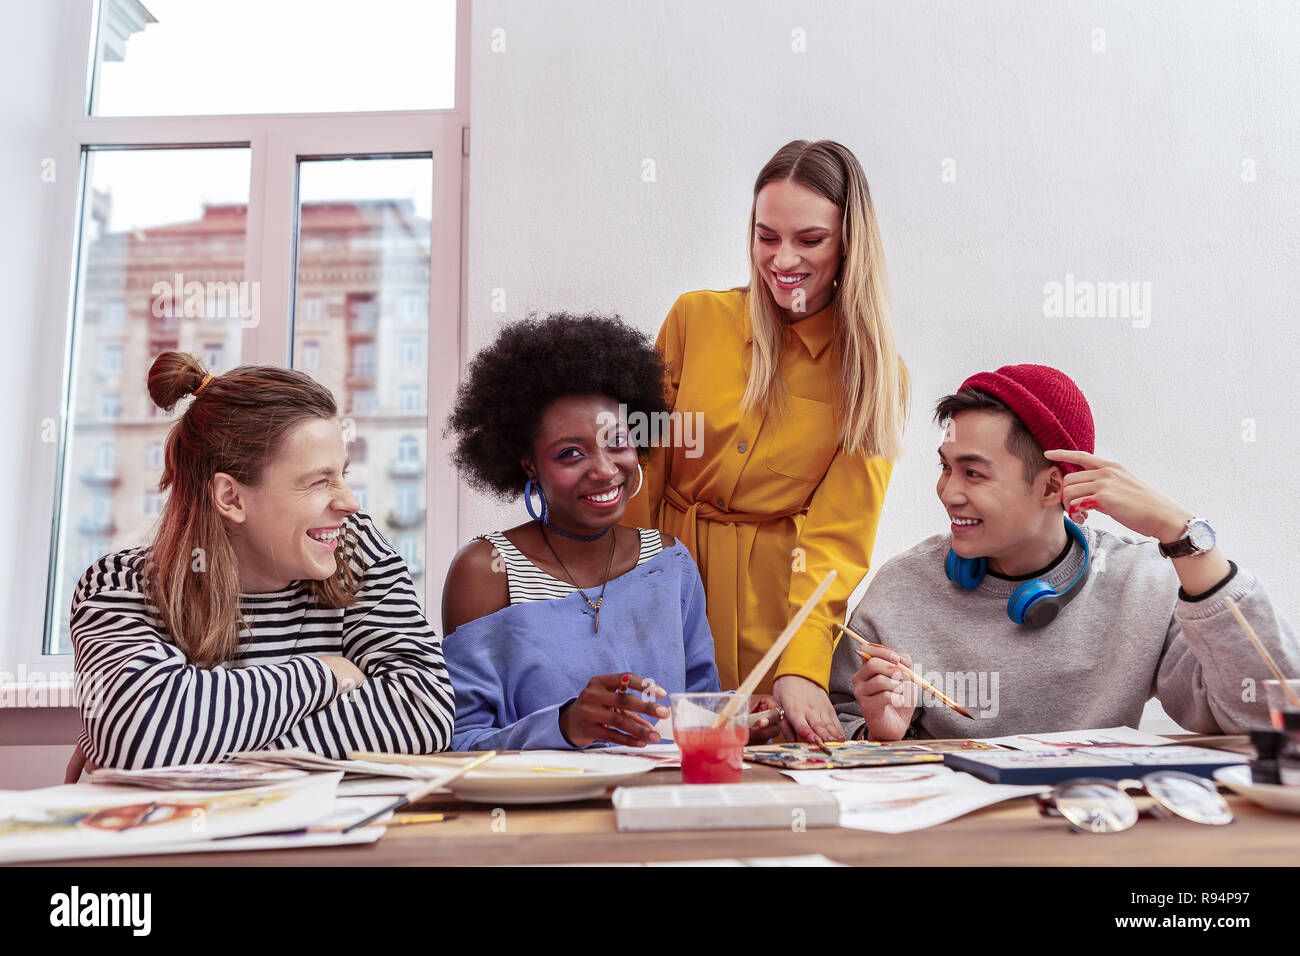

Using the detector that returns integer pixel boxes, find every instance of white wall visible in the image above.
[463,0,1300,643]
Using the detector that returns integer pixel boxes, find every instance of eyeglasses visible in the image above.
[1036,771,1234,833]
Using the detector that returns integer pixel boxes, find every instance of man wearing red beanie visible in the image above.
[829,364,1299,741]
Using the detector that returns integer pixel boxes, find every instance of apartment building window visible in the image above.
[99,393,121,420]
[103,298,125,325]
[398,384,422,414]
[395,482,420,517]
[94,442,115,476]
[394,533,422,576]
[101,343,123,375]
[399,336,421,367]
[398,291,425,325]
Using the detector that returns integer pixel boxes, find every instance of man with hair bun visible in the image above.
[66,351,455,776]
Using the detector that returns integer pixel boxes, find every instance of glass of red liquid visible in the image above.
[1265,680,1300,730]
[670,692,750,784]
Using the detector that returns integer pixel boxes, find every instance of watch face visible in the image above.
[1188,519,1215,552]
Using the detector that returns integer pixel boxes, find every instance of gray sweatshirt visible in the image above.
[829,525,1299,740]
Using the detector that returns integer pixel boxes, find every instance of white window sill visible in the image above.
[0,681,79,710]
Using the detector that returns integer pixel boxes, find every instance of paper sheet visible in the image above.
[230,747,445,779]
[978,726,1173,750]
[0,772,343,864]
[2,825,385,863]
[300,795,398,832]
[88,763,308,790]
[783,764,1046,834]
[336,775,441,797]
[594,742,754,771]
[594,743,682,767]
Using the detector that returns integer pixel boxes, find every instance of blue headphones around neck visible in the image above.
[945,517,1091,629]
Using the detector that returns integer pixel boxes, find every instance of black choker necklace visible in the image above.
[543,518,609,542]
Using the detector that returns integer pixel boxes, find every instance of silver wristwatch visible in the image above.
[1158,517,1215,559]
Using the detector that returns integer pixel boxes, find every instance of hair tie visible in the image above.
[193,372,215,396]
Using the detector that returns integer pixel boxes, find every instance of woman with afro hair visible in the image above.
[441,313,780,751]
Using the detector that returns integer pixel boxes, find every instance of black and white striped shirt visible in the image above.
[479,528,663,604]
[70,511,455,768]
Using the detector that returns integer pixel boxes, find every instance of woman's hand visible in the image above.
[318,655,366,695]
[851,646,917,742]
[746,694,783,744]
[773,674,846,745]
[559,672,670,748]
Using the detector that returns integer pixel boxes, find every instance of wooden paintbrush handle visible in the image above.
[713,570,838,727]
[1224,597,1300,708]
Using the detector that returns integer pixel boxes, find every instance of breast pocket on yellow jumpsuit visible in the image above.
[762,395,838,485]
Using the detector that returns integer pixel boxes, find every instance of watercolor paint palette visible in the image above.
[744,739,998,770]
[612,783,839,830]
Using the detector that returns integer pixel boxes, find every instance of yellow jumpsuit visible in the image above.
[621,289,893,695]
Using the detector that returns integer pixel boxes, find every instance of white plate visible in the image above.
[1213,764,1300,815]
[449,751,658,804]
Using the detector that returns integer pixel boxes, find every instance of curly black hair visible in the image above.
[446,312,671,499]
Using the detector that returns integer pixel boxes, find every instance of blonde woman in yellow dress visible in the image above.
[622,139,909,745]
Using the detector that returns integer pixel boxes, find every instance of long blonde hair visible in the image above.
[742,139,909,460]
[144,352,359,667]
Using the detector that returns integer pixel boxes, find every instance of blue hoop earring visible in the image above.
[524,477,547,523]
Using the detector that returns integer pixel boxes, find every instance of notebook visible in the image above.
[942,745,1249,785]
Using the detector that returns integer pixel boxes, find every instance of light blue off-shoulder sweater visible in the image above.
[443,539,720,751]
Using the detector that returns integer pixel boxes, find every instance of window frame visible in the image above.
[14,0,469,676]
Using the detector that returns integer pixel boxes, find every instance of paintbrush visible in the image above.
[342,751,497,834]
[1225,596,1300,708]
[712,571,837,729]
[350,751,583,774]
[833,622,973,720]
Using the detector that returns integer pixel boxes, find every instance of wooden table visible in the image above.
[30,738,1300,868]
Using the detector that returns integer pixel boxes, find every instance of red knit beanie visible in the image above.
[958,365,1095,474]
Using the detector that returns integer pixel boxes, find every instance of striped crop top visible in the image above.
[478,528,664,604]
